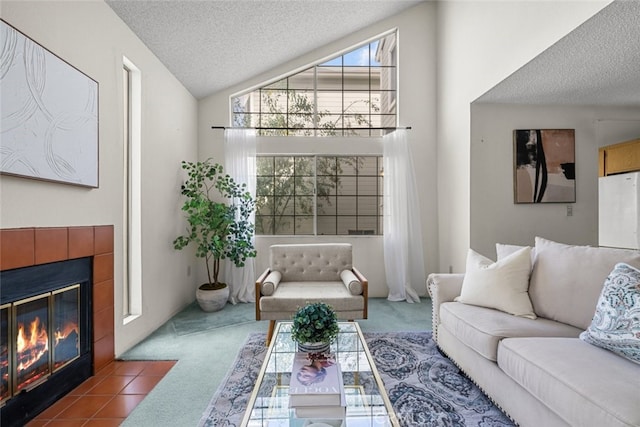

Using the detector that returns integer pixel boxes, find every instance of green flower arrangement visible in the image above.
[291,302,340,344]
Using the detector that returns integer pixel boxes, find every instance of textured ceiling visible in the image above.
[105,0,424,99]
[106,0,640,106]
[476,0,640,106]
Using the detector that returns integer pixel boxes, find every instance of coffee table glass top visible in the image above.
[241,322,399,427]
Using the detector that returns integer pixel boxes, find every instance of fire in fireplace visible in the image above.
[0,259,91,427]
[8,284,81,396]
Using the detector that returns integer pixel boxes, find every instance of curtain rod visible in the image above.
[211,126,411,131]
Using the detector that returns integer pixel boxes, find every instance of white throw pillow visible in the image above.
[529,237,640,329]
[496,243,536,267]
[456,247,536,319]
[580,263,640,364]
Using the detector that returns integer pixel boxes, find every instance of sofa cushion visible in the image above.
[439,302,581,361]
[498,337,640,427]
[270,243,353,282]
[580,263,640,364]
[456,247,536,319]
[259,281,364,313]
[529,237,640,330]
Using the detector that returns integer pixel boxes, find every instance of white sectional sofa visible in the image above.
[428,237,640,427]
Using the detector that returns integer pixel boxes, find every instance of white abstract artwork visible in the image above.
[1,20,98,188]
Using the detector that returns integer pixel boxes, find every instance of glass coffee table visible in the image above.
[240,322,400,427]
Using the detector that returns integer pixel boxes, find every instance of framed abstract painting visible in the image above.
[513,129,575,203]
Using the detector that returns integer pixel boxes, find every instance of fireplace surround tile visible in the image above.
[94,333,115,371]
[94,394,146,419]
[94,305,115,342]
[0,228,35,270]
[84,419,124,427]
[45,419,87,427]
[35,227,68,264]
[93,253,114,284]
[86,375,136,395]
[113,361,147,376]
[34,394,80,420]
[69,226,95,259]
[95,225,114,255]
[56,394,113,419]
[121,375,162,394]
[94,279,115,315]
[68,376,106,396]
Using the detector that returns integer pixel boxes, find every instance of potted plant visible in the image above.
[173,158,257,312]
[291,302,340,353]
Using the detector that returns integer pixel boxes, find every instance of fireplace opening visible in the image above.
[0,258,92,427]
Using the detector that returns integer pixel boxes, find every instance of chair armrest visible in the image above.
[255,268,271,320]
[352,267,369,319]
[260,271,281,296]
[427,273,465,342]
[340,269,363,295]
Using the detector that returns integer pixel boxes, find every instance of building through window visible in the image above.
[232,31,396,137]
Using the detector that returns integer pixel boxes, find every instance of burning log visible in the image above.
[16,317,49,374]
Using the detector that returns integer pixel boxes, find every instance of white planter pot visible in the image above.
[297,341,331,354]
[196,284,229,312]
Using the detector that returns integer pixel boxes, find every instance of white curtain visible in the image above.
[383,129,425,303]
[223,128,257,304]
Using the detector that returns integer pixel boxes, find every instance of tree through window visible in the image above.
[256,156,383,235]
[232,31,396,137]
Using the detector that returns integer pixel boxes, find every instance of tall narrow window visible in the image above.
[122,57,142,322]
[232,31,397,136]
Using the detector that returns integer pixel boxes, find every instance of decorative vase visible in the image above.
[196,284,229,312]
[297,341,331,354]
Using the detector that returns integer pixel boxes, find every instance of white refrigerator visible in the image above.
[598,171,640,250]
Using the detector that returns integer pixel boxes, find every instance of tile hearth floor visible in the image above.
[26,360,177,427]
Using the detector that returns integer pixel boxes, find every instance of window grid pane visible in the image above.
[255,155,382,236]
[231,32,396,136]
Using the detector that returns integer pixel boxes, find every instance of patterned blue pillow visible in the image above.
[579,263,640,364]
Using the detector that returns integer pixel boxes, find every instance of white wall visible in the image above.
[470,103,640,259]
[0,0,199,356]
[436,0,611,273]
[198,2,438,297]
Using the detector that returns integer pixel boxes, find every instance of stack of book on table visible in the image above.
[289,352,346,419]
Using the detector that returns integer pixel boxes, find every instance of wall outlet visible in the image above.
[566,205,573,217]
[187,265,191,276]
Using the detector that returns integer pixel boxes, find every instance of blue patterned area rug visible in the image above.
[198,331,515,427]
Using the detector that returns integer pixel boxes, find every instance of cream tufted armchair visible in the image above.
[255,243,368,344]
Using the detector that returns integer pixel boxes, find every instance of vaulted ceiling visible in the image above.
[476,0,640,107]
[105,0,424,99]
[105,0,640,106]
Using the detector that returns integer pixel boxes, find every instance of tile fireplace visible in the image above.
[1,258,92,423]
[0,226,114,427]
